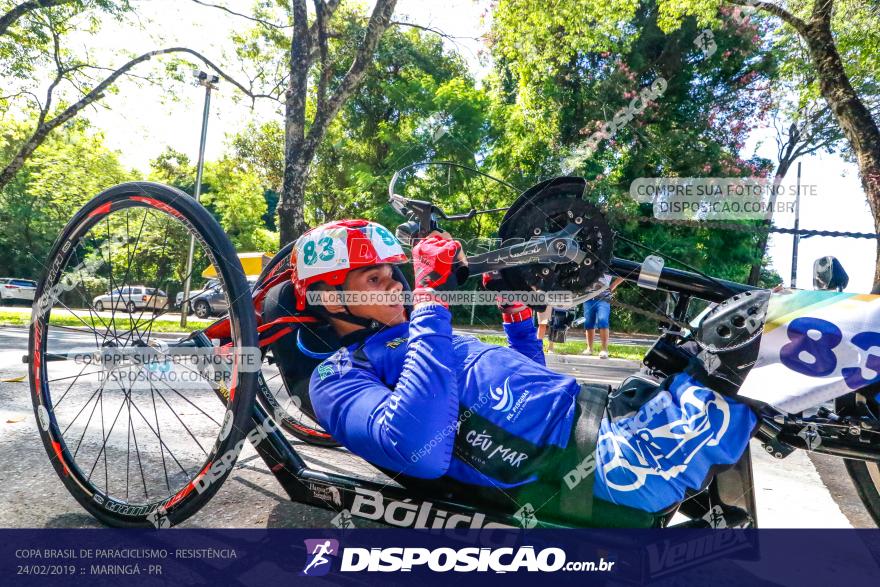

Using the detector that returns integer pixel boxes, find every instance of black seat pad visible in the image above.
[262,280,341,418]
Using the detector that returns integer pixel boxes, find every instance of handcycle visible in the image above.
[27,165,880,529]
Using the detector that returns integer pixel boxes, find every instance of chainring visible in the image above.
[497,177,613,298]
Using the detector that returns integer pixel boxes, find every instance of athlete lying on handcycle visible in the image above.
[292,219,757,523]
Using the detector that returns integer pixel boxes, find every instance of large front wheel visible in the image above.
[29,182,259,528]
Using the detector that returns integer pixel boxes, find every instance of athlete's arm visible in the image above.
[309,304,459,478]
[481,270,546,366]
[502,306,546,366]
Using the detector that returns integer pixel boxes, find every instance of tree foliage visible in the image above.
[0,116,135,278]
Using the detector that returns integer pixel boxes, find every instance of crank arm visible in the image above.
[466,234,586,276]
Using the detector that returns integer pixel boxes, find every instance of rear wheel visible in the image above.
[29,182,259,528]
[844,460,880,527]
[837,388,880,527]
[259,353,339,447]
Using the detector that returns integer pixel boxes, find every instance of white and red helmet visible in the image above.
[291,219,408,311]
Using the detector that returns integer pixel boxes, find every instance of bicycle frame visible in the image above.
[194,249,763,530]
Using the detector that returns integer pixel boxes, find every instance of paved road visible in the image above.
[0,325,873,529]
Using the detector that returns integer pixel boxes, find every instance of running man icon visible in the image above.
[301,539,339,576]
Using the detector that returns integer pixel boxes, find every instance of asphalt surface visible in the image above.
[0,325,874,529]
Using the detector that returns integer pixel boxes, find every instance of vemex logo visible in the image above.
[301,539,339,576]
[490,377,513,412]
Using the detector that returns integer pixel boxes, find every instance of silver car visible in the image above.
[0,278,37,304]
[93,286,168,313]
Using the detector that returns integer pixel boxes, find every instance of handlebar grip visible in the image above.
[453,261,469,285]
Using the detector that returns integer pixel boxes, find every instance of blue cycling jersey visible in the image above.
[308,303,756,512]
[309,304,578,488]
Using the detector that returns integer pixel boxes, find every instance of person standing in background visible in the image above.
[582,274,623,359]
[536,305,556,352]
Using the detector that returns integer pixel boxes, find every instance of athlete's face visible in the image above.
[340,264,406,327]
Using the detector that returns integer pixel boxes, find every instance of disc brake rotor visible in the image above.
[497,177,613,297]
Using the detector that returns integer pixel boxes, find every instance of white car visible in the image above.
[92,286,168,313]
[0,278,37,304]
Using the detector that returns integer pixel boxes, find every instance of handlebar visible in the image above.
[608,258,757,302]
[390,167,760,304]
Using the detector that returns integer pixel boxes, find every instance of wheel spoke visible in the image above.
[150,381,172,494]
[86,383,128,485]
[150,385,209,456]
[71,381,104,459]
[61,377,107,439]
[49,361,92,410]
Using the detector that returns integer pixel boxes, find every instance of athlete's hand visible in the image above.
[412,234,468,291]
[482,271,531,322]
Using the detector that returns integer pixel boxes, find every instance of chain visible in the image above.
[608,213,880,239]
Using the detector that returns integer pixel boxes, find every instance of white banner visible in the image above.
[739,290,880,413]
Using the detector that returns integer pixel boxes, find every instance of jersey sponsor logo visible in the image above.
[489,377,531,422]
[506,389,531,423]
[490,377,514,412]
[317,363,335,380]
[385,337,407,349]
[317,348,353,380]
[597,384,731,492]
[462,429,530,469]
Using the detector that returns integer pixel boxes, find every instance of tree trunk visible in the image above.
[747,159,793,286]
[278,0,310,247]
[278,157,310,246]
[802,17,880,292]
[276,0,398,246]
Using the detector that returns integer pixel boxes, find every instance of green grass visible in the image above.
[472,333,649,362]
[0,310,201,333]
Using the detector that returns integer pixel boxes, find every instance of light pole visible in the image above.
[790,161,802,288]
[180,70,219,327]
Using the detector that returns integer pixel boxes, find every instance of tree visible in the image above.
[487,0,777,290]
[0,0,263,193]
[277,0,398,244]
[201,158,278,252]
[746,27,853,284]
[224,22,494,240]
[0,116,135,277]
[655,0,880,290]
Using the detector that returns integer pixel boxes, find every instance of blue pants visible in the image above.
[583,299,611,329]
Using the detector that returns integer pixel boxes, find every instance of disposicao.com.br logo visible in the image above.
[301,539,339,576]
[302,540,616,574]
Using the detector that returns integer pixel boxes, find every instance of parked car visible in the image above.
[186,277,257,318]
[175,279,220,310]
[0,278,37,305]
[92,286,168,313]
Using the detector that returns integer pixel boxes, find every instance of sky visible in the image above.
[73,0,875,293]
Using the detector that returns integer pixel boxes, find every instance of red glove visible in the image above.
[481,271,532,323]
[413,235,467,291]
